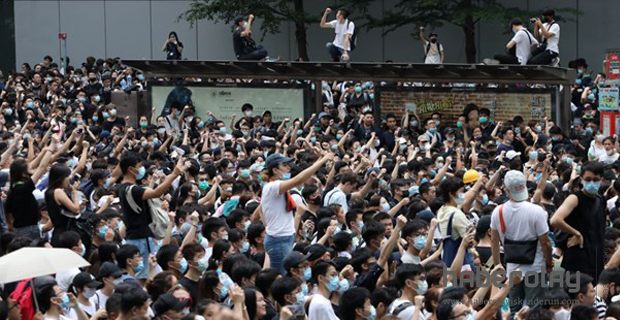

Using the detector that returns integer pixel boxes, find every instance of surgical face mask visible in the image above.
[135,166,146,180]
[357,220,364,231]
[380,202,390,213]
[244,110,253,117]
[338,279,350,295]
[196,257,208,273]
[80,243,87,257]
[157,128,166,135]
[584,181,601,195]
[109,109,117,117]
[98,225,109,239]
[326,276,339,292]
[59,293,71,313]
[179,258,189,273]
[481,194,489,205]
[219,286,229,300]
[134,260,145,274]
[140,121,147,129]
[244,220,251,232]
[296,291,305,304]
[281,172,291,180]
[554,308,571,320]
[428,127,437,134]
[413,235,426,251]
[355,86,362,94]
[303,266,312,281]
[241,241,250,253]
[415,280,428,295]
[83,287,96,299]
[102,111,110,119]
[221,232,229,241]
[479,116,488,124]
[367,306,377,320]
[529,151,538,160]
[26,101,34,109]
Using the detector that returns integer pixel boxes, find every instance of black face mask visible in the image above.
[309,196,321,206]
[401,190,409,198]
[430,38,437,43]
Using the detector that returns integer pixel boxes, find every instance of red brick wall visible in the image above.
[378,89,553,124]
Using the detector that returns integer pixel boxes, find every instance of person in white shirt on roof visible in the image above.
[320,7,355,62]
[529,9,561,66]
[419,27,444,64]
[485,18,538,66]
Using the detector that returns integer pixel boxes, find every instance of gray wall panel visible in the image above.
[13,0,620,73]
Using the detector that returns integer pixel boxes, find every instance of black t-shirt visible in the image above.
[5,179,39,228]
[165,41,184,60]
[102,117,126,132]
[119,183,152,239]
[233,29,256,57]
[178,277,199,307]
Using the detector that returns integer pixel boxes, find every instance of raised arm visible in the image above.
[378,215,407,267]
[240,14,254,37]
[279,153,333,193]
[142,159,187,200]
[320,8,332,28]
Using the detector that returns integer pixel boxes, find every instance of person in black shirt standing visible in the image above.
[233,14,268,61]
[162,31,184,60]
[119,151,187,279]
[551,161,606,282]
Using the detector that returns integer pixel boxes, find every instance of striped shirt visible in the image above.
[595,296,607,320]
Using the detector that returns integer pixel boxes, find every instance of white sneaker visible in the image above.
[483,58,500,65]
[551,57,560,67]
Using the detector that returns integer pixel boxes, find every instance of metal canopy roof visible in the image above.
[123,60,575,85]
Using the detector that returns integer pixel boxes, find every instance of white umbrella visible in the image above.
[0,247,91,284]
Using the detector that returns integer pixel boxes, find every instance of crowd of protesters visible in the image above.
[0,51,618,320]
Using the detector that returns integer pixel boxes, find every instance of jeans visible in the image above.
[528,48,558,65]
[264,234,295,275]
[125,237,160,279]
[494,54,520,64]
[238,45,268,61]
[326,42,344,62]
[509,272,546,314]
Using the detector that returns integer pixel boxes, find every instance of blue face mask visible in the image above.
[326,276,340,292]
[281,172,291,180]
[479,116,488,124]
[420,177,429,185]
[98,226,108,239]
[303,267,312,281]
[310,136,317,144]
[135,166,146,180]
[588,93,596,101]
[413,235,426,251]
[196,257,208,273]
[416,280,429,295]
[4,108,13,116]
[529,151,538,160]
[134,260,145,274]
[179,258,189,273]
[296,291,305,304]
[535,172,543,183]
[241,241,250,253]
[368,306,377,320]
[338,278,350,295]
[26,101,34,109]
[428,127,437,134]
[219,286,229,300]
[369,93,375,100]
[585,127,594,135]
[584,181,601,195]
[336,133,343,141]
[576,78,583,86]
[92,116,99,122]
[481,194,489,205]
[102,112,110,119]
[59,294,71,313]
[301,283,308,297]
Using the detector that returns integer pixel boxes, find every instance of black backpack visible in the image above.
[347,21,358,51]
[425,41,442,59]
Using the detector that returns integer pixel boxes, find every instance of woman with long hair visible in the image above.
[244,287,267,320]
[198,270,224,302]
[5,151,51,239]
[207,239,233,271]
[162,31,184,60]
[45,163,81,245]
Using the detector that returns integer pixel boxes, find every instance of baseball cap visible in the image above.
[504,170,528,202]
[72,272,102,289]
[305,244,328,262]
[265,153,293,169]
[318,112,331,119]
[505,150,522,161]
[152,293,189,317]
[282,251,309,274]
[98,262,124,279]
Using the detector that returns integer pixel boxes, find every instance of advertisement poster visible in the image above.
[599,87,620,111]
[151,85,305,123]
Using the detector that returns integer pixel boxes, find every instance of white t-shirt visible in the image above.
[94,290,110,310]
[308,294,339,320]
[541,22,560,54]
[511,29,538,65]
[324,187,349,213]
[490,200,548,275]
[599,152,619,164]
[261,181,295,237]
[328,19,355,51]
[423,41,444,64]
[388,299,426,320]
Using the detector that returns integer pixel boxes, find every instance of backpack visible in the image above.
[123,185,169,240]
[425,41,442,59]
[391,301,414,316]
[347,21,358,51]
[9,279,35,320]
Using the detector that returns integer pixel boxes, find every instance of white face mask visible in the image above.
[83,287,96,299]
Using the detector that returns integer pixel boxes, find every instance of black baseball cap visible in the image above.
[305,244,328,262]
[98,262,124,279]
[72,272,102,289]
[283,251,309,274]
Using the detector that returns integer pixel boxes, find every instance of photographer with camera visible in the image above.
[528,9,561,66]
[484,18,538,65]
